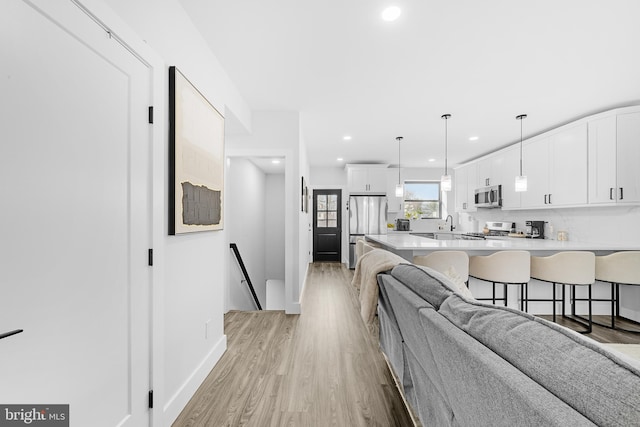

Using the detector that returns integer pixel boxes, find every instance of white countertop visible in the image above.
[366,233,640,253]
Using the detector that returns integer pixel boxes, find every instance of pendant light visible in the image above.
[440,114,452,192]
[395,136,404,197]
[515,114,528,192]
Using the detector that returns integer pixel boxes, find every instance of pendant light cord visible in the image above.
[396,136,403,185]
[441,114,451,176]
[516,114,527,175]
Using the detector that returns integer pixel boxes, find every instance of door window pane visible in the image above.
[328,195,338,210]
[317,195,327,210]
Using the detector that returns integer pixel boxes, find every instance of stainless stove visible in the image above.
[461,221,515,240]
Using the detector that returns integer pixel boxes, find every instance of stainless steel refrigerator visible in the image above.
[348,195,388,268]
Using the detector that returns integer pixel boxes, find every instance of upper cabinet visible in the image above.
[589,111,640,204]
[476,155,503,188]
[454,163,477,212]
[615,112,640,203]
[588,115,618,204]
[520,123,588,208]
[347,164,388,194]
[455,106,640,211]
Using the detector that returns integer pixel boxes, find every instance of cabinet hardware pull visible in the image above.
[549,194,552,204]
[620,187,624,200]
[544,194,548,204]
[610,188,614,200]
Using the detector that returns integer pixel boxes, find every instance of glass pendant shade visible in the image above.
[515,175,527,192]
[441,174,452,192]
[395,183,404,197]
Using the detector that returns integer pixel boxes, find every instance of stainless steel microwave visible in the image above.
[474,185,502,208]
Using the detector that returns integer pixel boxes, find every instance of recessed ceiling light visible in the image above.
[337,157,344,162]
[381,6,401,22]
[428,158,436,162]
[343,135,352,141]
[469,136,479,141]
[272,159,281,164]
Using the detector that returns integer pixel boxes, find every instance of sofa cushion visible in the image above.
[419,306,596,426]
[390,263,459,309]
[439,294,640,426]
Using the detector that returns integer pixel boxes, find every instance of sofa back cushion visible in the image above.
[439,294,640,426]
[390,263,457,309]
[419,307,595,426]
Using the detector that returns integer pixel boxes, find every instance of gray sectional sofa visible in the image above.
[377,263,640,426]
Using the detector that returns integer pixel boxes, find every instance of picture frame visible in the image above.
[169,66,225,234]
[301,176,307,212]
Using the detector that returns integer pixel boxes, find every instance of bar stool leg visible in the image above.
[504,283,508,307]
[492,282,496,305]
[586,285,593,334]
[561,284,565,317]
[611,282,616,329]
[552,282,557,322]
[571,285,576,318]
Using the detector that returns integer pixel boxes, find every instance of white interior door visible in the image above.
[0,1,151,426]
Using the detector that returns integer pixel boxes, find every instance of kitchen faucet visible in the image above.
[445,214,455,231]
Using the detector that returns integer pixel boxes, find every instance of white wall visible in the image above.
[265,174,286,281]
[226,158,267,310]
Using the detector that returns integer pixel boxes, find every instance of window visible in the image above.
[403,181,442,219]
[316,193,338,228]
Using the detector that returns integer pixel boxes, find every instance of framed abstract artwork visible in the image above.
[169,66,225,234]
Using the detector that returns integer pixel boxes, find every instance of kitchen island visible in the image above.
[366,233,640,316]
[365,233,640,261]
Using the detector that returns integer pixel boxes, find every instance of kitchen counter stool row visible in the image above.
[412,250,640,334]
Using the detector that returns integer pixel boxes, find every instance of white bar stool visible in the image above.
[529,251,595,334]
[413,251,469,284]
[468,251,530,310]
[595,251,640,333]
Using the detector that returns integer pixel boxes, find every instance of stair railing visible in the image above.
[229,243,262,310]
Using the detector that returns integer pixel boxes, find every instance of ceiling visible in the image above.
[179,0,640,170]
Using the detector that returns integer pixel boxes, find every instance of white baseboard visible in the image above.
[163,334,227,425]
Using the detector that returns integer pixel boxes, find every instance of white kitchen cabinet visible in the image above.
[521,124,588,208]
[588,111,640,205]
[588,115,617,204]
[476,155,503,188]
[616,112,640,203]
[347,164,388,194]
[454,163,477,212]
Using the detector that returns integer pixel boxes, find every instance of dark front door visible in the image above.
[313,189,342,262]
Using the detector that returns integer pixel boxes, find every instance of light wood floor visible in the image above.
[172,262,414,426]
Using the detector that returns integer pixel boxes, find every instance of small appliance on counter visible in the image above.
[396,218,410,231]
[525,220,545,239]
